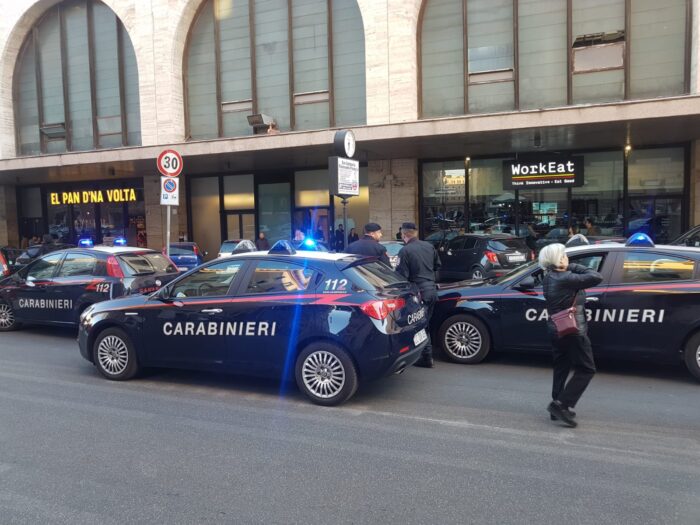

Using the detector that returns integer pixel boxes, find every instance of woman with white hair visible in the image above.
[539,243,602,427]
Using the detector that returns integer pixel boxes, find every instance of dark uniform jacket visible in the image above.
[543,263,603,337]
[346,235,390,266]
[396,237,441,301]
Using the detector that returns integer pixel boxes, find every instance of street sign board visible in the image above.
[157,149,183,177]
[160,176,179,206]
[329,156,360,197]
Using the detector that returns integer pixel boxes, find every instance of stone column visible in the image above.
[368,158,419,236]
[0,184,19,246]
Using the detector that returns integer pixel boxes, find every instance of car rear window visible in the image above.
[383,243,403,256]
[118,252,177,276]
[342,261,408,291]
[488,239,528,251]
[220,241,239,253]
[170,245,194,255]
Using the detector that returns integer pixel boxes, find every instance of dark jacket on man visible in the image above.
[396,237,441,301]
[346,235,390,266]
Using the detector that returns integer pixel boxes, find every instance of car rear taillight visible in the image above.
[360,298,406,320]
[530,250,536,261]
[484,251,499,264]
[106,256,125,278]
[0,253,8,277]
[193,245,200,256]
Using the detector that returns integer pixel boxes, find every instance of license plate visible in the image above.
[413,329,428,346]
[508,255,526,262]
[178,266,190,271]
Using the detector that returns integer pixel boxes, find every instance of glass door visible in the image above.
[226,212,256,241]
[257,183,292,244]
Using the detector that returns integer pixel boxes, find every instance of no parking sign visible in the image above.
[160,176,179,206]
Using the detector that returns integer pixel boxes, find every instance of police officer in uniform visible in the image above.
[396,222,441,368]
[346,223,391,266]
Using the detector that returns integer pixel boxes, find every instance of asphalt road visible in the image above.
[0,327,699,525]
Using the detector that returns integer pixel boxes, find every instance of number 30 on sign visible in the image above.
[157,149,183,177]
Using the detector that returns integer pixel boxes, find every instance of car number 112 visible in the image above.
[324,279,347,292]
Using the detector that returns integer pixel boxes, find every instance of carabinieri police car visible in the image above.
[0,247,179,330]
[77,242,430,406]
[432,234,700,382]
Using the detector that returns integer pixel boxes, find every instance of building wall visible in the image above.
[0,184,19,246]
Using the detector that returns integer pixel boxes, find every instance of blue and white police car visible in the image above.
[432,235,700,382]
[78,242,430,405]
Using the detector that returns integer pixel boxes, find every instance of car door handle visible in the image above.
[586,297,599,303]
[201,308,222,314]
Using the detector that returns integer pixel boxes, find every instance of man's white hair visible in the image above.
[538,243,566,270]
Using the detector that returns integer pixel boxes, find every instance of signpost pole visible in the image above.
[342,197,349,249]
[165,206,171,257]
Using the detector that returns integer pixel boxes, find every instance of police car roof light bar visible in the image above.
[626,233,655,248]
[78,238,94,248]
[269,240,297,255]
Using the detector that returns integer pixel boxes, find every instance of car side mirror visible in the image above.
[516,276,536,290]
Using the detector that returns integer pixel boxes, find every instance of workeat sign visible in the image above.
[503,156,584,189]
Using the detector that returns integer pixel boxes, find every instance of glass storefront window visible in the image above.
[421,161,466,238]
[519,188,569,250]
[469,158,514,234]
[258,182,292,244]
[628,148,685,244]
[295,170,330,208]
[571,151,624,239]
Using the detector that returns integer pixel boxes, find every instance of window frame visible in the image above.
[239,258,318,296]
[56,250,98,278]
[168,259,247,299]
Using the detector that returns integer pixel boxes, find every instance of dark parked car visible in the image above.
[424,230,460,252]
[439,234,533,281]
[168,242,206,271]
[0,247,180,330]
[671,225,700,247]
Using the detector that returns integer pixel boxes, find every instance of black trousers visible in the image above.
[421,294,437,359]
[551,333,596,409]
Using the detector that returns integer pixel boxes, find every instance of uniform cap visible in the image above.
[401,222,417,231]
[364,223,382,233]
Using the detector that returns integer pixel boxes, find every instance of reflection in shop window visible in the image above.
[421,161,466,238]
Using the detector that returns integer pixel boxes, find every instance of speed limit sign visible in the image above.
[157,149,183,177]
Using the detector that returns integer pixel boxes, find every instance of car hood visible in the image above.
[437,279,504,299]
[87,293,152,314]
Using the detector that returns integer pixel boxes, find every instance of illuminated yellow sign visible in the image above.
[50,188,138,205]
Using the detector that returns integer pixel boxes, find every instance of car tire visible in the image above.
[295,342,358,406]
[0,300,20,332]
[470,266,485,280]
[438,314,491,364]
[683,332,700,382]
[93,327,139,381]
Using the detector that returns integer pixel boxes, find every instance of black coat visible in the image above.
[396,238,441,300]
[543,263,603,337]
[346,235,390,266]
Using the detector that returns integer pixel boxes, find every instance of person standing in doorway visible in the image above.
[539,243,602,428]
[255,231,270,251]
[396,222,441,368]
[348,228,360,244]
[346,223,390,266]
[335,224,345,251]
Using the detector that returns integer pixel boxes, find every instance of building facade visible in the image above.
[1,0,700,258]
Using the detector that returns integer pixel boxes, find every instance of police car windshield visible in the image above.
[343,261,409,291]
[118,253,176,276]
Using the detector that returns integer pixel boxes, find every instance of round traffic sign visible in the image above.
[157,149,183,177]
[163,178,177,193]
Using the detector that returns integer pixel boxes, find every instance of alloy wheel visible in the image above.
[97,335,129,376]
[472,269,484,279]
[301,350,346,399]
[0,303,14,329]
[444,322,483,359]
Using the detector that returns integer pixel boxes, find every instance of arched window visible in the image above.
[14,0,141,156]
[185,0,366,139]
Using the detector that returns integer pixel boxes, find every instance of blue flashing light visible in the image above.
[303,238,316,248]
[113,237,127,246]
[78,238,94,248]
[626,232,655,247]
